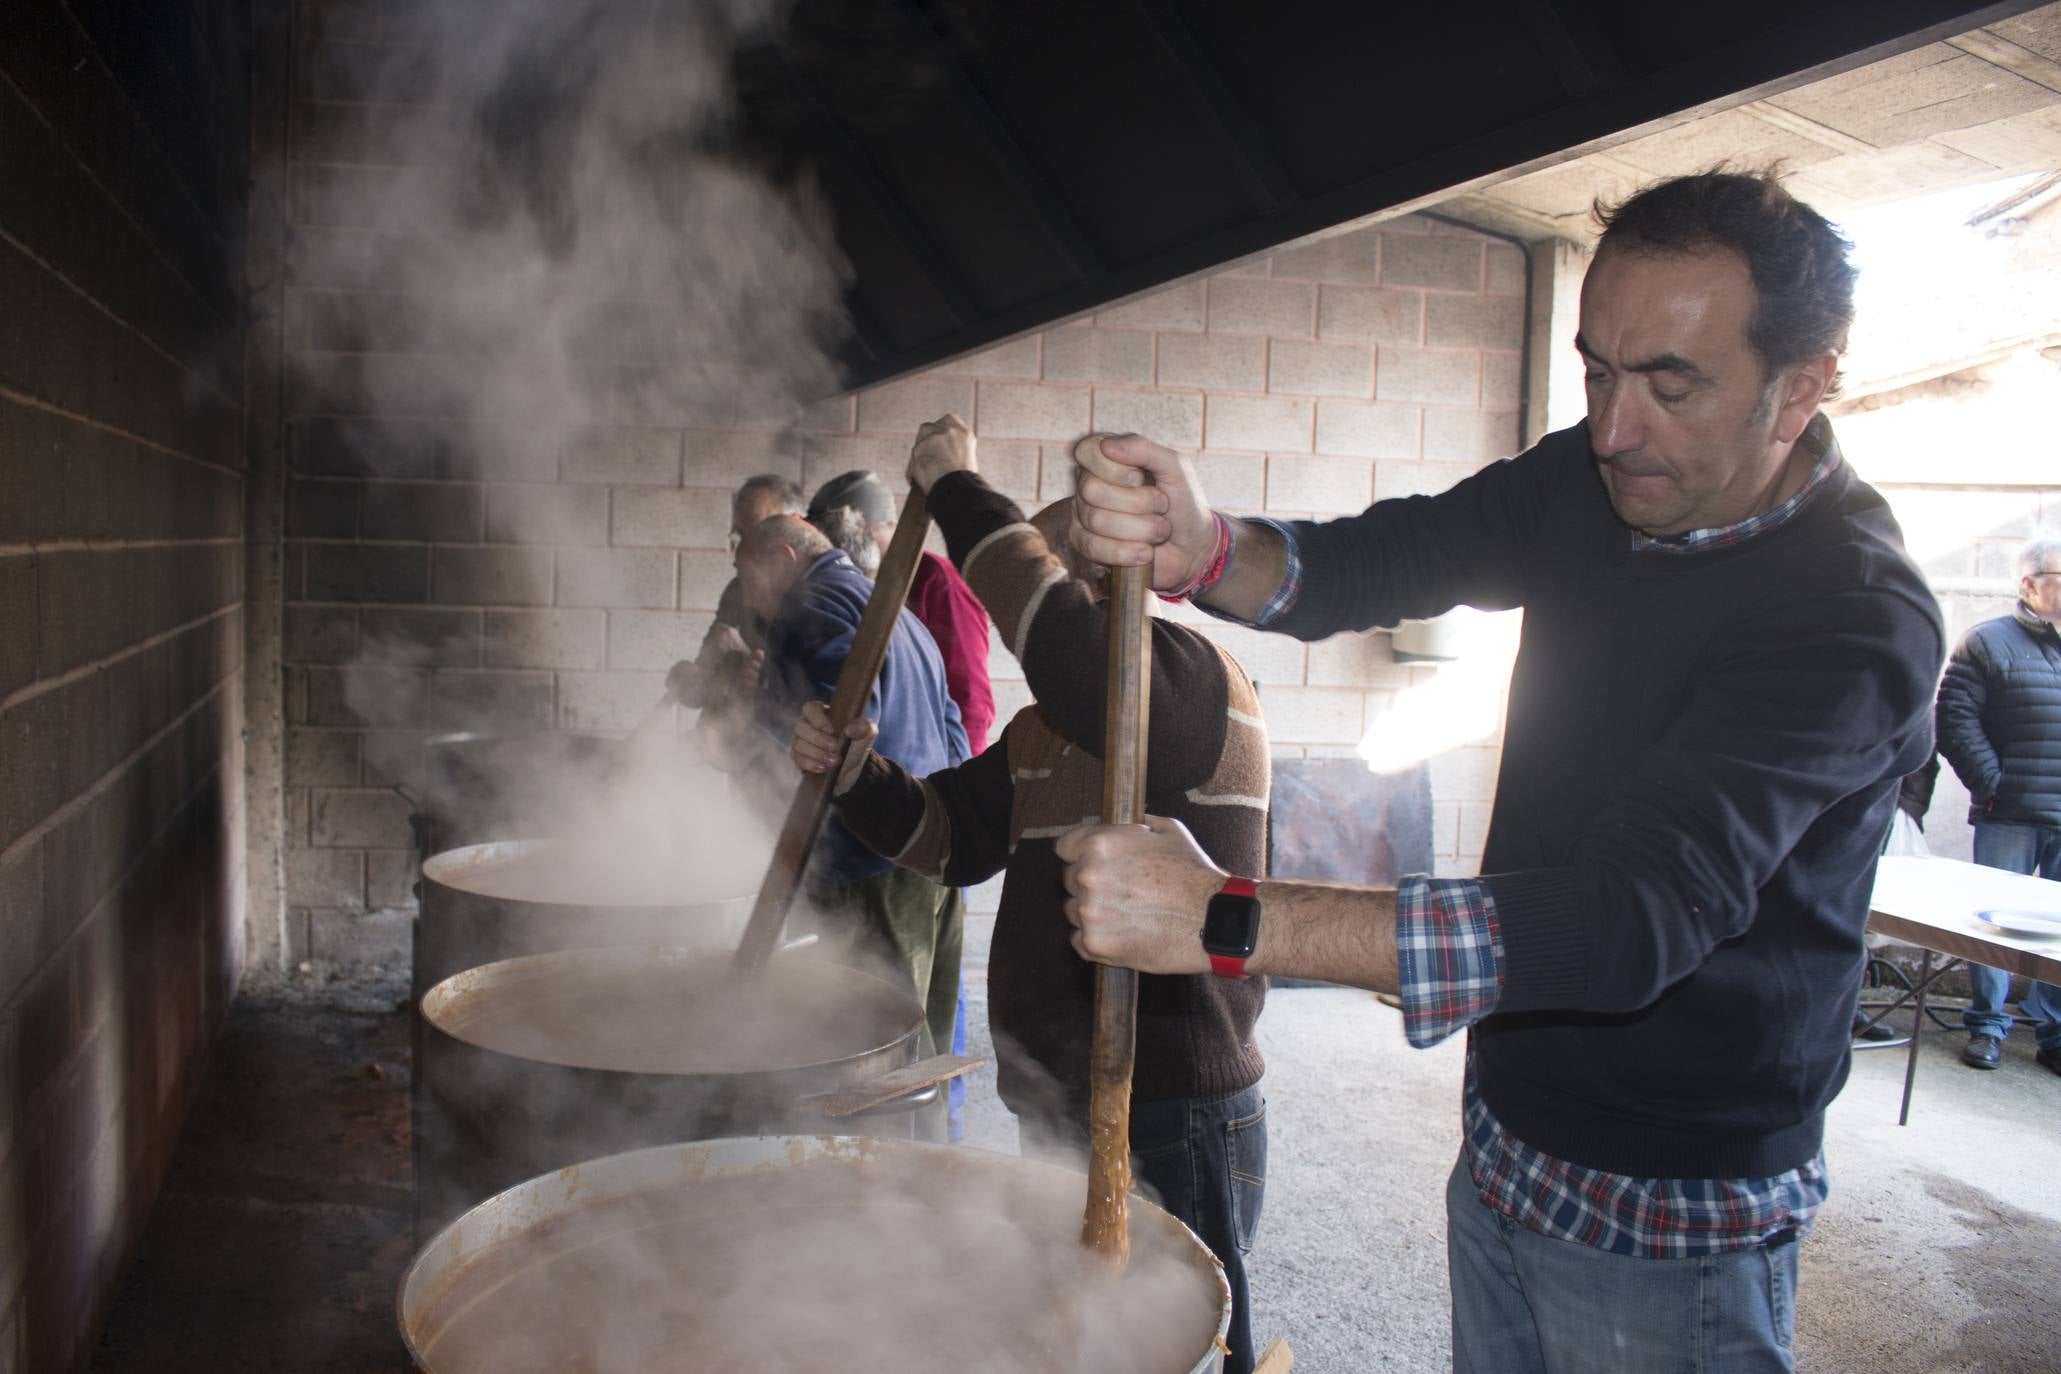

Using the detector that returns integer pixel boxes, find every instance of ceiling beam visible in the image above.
[1740,100,1879,154]
[1948,27,2061,94]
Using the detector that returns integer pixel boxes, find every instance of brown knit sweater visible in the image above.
[834,472,1269,1127]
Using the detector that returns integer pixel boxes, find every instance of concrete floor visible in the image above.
[90,970,417,1374]
[92,914,2060,1372]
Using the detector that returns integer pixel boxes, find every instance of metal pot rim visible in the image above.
[397,1133,1233,1374]
[419,838,758,909]
[419,945,924,1081]
[419,728,627,750]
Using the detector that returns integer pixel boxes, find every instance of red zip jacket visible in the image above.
[908,551,995,755]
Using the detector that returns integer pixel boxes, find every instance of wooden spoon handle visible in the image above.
[1081,562,1151,1263]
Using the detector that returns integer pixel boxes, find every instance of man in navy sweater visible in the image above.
[724,514,967,1134]
[1060,171,1944,1370]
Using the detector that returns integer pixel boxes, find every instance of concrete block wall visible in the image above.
[839,217,1528,889]
[275,5,1528,952]
[0,2,251,1368]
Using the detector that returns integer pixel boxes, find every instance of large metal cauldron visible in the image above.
[412,838,755,1008]
[399,1135,1232,1374]
[410,846,755,1233]
[415,947,933,1232]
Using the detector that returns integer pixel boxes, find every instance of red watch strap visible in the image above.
[1209,876,1258,978]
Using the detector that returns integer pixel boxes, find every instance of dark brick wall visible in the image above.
[0,1,250,1367]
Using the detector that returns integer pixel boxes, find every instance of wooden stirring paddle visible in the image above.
[731,487,933,976]
[1253,1337,1295,1373]
[1081,561,1152,1264]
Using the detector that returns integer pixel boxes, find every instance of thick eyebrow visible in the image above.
[1573,333,1713,384]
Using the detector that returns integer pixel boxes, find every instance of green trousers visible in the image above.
[814,868,963,1136]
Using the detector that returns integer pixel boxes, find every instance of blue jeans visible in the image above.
[947,969,968,1141]
[1964,822,2061,1051]
[1446,1158,1799,1373]
[1023,1084,1267,1374]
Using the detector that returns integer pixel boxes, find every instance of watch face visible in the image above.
[1202,892,1261,960]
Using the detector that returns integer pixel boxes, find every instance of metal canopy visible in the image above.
[729,0,2042,385]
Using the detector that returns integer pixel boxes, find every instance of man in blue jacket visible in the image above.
[1058,170,1943,1371]
[728,514,967,1118]
[1935,534,2061,1075]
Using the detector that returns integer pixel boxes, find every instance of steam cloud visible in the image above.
[303,13,1203,1370]
[314,0,854,731]
[309,0,849,453]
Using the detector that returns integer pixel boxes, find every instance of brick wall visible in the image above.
[0,3,250,1367]
[276,195,1527,951]
[273,0,1528,957]
[839,217,1528,890]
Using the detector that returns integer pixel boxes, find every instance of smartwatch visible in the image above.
[1203,876,1261,979]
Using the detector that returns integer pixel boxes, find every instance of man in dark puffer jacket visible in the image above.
[1936,534,2061,1076]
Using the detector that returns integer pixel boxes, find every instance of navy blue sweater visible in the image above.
[1272,421,1943,1177]
[753,550,966,885]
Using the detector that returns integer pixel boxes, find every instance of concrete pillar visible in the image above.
[1524,238,1592,447]
[242,1,292,972]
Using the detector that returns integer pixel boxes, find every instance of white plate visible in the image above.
[1979,908,2061,937]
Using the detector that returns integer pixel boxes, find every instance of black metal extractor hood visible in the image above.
[727,0,2040,386]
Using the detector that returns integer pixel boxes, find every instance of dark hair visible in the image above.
[732,473,806,515]
[806,469,895,527]
[1594,169,1856,397]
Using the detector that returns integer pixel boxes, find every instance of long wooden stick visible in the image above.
[624,687,676,743]
[732,488,932,976]
[1253,1338,1295,1373]
[1081,563,1151,1264]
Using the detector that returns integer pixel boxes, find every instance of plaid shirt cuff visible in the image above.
[1396,875,1505,1049]
[1197,517,1304,629]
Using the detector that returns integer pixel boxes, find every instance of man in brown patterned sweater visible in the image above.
[790,415,1272,1374]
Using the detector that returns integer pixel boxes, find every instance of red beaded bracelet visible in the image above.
[1157,512,1231,604]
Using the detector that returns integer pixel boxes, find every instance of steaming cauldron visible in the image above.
[415,947,940,1232]
[412,838,755,1006]
[399,1135,1233,1374]
[411,842,759,1231]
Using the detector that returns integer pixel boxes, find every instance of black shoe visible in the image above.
[1852,1015,1897,1043]
[2037,1047,2061,1078]
[1963,1034,2003,1069]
